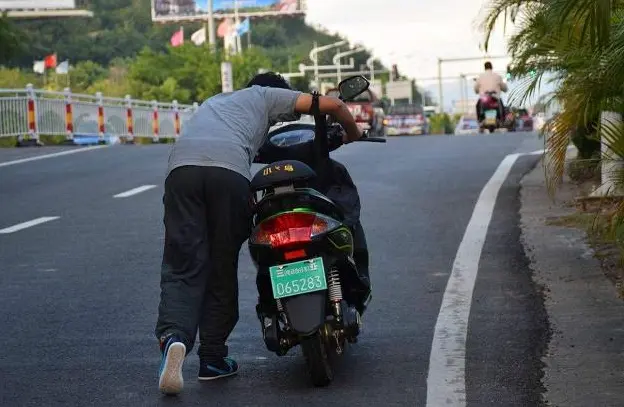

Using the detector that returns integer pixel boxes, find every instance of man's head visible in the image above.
[484,61,493,70]
[247,72,292,90]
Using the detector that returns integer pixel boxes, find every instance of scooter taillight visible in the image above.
[251,212,340,248]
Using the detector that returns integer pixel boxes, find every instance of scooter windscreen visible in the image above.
[268,126,315,147]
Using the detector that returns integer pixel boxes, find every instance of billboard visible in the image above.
[0,0,75,9]
[152,0,306,21]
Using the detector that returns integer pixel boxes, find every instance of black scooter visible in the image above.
[248,75,385,387]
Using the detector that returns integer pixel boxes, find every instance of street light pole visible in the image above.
[437,58,443,113]
[207,0,216,52]
[333,47,365,83]
[309,40,349,89]
[366,57,375,83]
[234,0,242,53]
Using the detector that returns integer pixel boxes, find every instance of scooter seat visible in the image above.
[251,160,316,191]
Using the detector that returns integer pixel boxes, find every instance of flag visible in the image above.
[56,60,70,75]
[44,53,57,69]
[236,18,250,36]
[33,60,45,74]
[191,27,206,46]
[217,19,233,38]
[170,27,184,47]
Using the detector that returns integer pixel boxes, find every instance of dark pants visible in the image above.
[155,165,252,363]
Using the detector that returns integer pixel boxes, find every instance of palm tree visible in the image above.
[479,0,624,192]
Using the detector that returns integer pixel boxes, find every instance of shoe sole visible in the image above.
[197,370,239,381]
[159,342,186,395]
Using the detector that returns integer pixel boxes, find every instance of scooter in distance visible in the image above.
[479,91,503,133]
[248,75,385,387]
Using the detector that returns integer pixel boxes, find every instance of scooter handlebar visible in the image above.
[357,130,387,143]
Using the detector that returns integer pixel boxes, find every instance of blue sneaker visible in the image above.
[158,335,187,395]
[198,357,239,381]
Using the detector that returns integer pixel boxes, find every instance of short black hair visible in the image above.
[484,61,493,70]
[247,72,292,89]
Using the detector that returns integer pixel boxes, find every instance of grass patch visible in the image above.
[0,136,19,147]
[566,156,601,184]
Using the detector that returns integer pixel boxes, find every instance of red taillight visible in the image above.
[284,249,307,260]
[251,212,338,248]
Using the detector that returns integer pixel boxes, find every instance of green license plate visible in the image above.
[269,257,328,299]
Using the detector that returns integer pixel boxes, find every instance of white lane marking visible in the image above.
[113,185,157,198]
[527,145,575,156]
[0,216,60,234]
[426,152,522,406]
[0,145,108,168]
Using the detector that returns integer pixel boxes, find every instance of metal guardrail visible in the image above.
[0,84,200,144]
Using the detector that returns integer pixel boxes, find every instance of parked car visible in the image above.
[326,88,387,138]
[383,104,428,136]
[454,115,480,135]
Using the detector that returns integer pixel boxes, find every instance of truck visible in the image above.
[326,87,387,138]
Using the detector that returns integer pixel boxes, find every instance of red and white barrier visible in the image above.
[26,84,37,143]
[151,100,159,143]
[0,84,199,146]
[125,95,134,142]
[64,87,73,140]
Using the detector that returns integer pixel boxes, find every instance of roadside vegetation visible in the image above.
[480,0,624,291]
[0,0,403,101]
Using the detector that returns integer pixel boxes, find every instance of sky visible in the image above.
[303,0,549,109]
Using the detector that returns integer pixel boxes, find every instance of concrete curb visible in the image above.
[519,155,624,406]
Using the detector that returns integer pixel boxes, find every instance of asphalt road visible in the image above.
[0,132,546,407]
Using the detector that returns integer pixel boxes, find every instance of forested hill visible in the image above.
[8,0,383,76]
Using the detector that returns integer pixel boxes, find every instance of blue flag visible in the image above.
[237,18,250,36]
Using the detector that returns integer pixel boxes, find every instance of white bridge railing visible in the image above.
[0,84,199,144]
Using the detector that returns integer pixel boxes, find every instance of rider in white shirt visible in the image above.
[474,61,508,121]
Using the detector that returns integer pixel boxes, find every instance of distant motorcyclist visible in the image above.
[474,61,508,121]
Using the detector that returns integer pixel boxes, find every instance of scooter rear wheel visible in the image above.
[300,332,333,387]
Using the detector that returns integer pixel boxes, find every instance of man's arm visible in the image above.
[473,77,480,94]
[500,78,509,93]
[294,94,362,143]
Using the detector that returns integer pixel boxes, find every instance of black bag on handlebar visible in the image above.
[310,91,332,188]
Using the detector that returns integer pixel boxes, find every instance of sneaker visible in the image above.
[158,335,187,395]
[198,357,239,381]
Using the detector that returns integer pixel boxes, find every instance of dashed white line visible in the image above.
[0,216,60,234]
[113,185,157,198]
[0,145,108,168]
[426,152,523,406]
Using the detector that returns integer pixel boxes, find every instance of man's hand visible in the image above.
[294,94,363,143]
[342,126,362,144]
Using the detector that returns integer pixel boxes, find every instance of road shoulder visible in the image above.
[520,156,624,406]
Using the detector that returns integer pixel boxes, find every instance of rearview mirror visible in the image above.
[338,75,370,101]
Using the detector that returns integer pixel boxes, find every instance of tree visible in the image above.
[480,0,624,190]
[0,14,24,65]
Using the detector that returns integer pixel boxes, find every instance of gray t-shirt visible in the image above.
[166,86,302,180]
